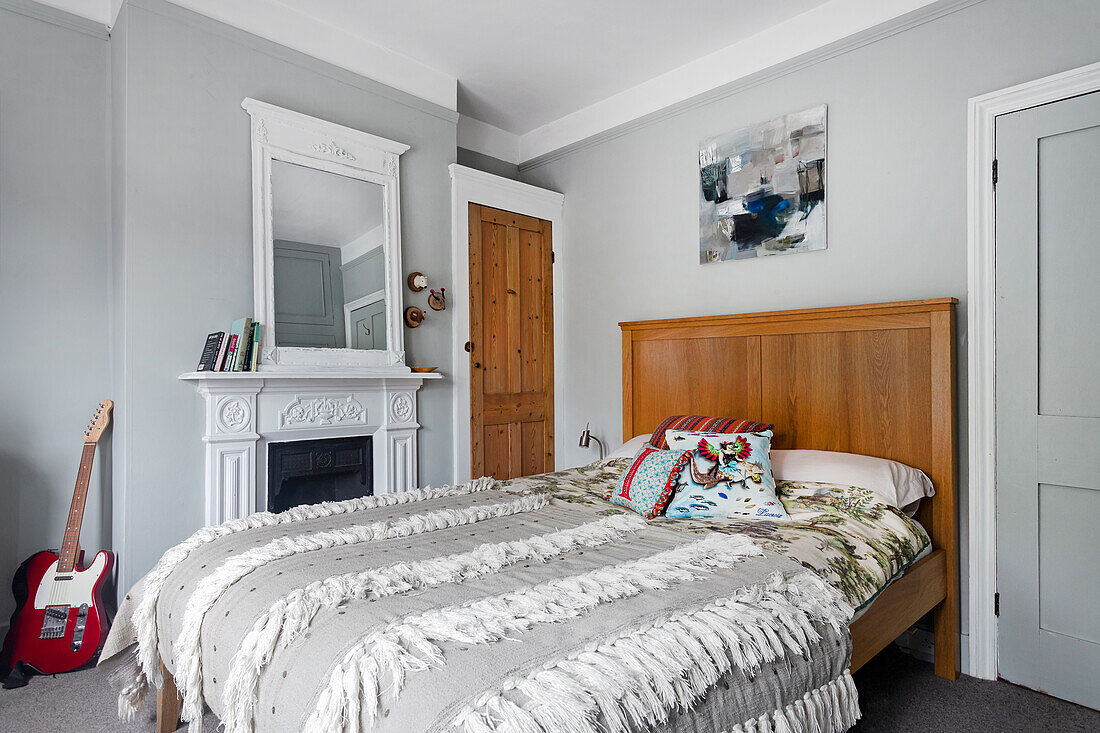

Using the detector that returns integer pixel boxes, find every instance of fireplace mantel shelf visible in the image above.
[181,367,438,525]
[180,369,442,382]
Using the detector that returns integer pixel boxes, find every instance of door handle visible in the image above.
[473,362,481,369]
[464,341,473,353]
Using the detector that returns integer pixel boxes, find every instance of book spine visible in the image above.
[197,332,225,371]
[240,322,255,371]
[233,318,252,371]
[213,333,231,371]
[249,323,262,371]
[222,334,239,371]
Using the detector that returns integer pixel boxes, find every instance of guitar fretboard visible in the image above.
[58,443,97,574]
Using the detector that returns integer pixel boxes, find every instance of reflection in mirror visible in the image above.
[271,159,388,350]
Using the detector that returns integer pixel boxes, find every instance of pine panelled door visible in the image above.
[468,204,555,480]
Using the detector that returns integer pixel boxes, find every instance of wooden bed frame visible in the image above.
[621,298,959,681]
[155,297,958,732]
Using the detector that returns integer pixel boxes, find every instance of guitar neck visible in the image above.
[58,443,97,574]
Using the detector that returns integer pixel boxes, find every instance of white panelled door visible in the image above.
[995,90,1100,709]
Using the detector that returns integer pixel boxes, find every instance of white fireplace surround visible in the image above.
[180,370,440,525]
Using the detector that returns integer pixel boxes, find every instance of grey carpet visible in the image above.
[0,648,1095,732]
[850,647,1098,732]
[0,666,216,733]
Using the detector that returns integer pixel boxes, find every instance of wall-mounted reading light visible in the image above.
[578,422,605,460]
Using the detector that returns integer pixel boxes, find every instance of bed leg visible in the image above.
[933,598,960,680]
[156,661,182,733]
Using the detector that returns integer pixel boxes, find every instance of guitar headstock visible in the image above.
[83,400,114,444]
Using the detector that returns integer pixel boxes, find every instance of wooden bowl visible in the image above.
[410,366,438,373]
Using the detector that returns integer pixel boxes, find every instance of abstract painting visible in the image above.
[699,104,826,263]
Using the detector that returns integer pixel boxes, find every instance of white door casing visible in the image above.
[966,61,1100,682]
[449,164,565,483]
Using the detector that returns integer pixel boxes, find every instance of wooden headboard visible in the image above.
[621,298,958,671]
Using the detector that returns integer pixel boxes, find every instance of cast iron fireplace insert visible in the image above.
[267,435,373,513]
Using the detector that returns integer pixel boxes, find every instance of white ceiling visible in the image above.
[267,0,829,136]
[38,0,942,163]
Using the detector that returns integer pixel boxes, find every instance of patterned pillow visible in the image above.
[648,415,774,449]
[608,446,693,519]
[664,430,790,520]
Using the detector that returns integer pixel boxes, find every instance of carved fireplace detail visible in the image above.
[180,370,440,525]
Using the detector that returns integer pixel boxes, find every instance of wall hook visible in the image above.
[428,287,446,311]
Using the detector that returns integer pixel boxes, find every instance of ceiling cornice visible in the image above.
[516,0,981,169]
[457,116,521,165]
[0,0,109,38]
[143,0,457,112]
[122,0,458,124]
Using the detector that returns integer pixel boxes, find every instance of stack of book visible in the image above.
[196,318,262,372]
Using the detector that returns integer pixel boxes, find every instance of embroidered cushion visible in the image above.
[664,430,790,520]
[607,446,693,519]
[648,415,774,450]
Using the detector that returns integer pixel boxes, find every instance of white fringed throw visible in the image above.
[302,533,766,733]
[119,477,496,719]
[730,671,860,733]
[452,571,854,733]
[176,492,547,730]
[220,513,646,733]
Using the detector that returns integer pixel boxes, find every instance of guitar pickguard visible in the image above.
[32,553,106,610]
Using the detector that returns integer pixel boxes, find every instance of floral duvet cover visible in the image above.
[505,456,932,612]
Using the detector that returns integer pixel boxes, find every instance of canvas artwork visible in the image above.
[699,104,826,263]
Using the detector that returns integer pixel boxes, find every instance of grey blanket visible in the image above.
[103,479,858,733]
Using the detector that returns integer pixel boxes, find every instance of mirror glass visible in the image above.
[271,159,388,350]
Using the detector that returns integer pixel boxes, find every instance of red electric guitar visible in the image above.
[2,400,115,687]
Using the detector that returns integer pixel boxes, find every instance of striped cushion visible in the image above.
[648,415,774,449]
[608,446,693,519]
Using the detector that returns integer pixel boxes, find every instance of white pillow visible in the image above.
[606,434,650,460]
[770,449,934,515]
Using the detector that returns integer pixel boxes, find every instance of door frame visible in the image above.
[966,61,1100,682]
[449,164,565,483]
[343,288,386,347]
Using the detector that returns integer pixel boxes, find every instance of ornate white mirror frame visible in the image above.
[243,98,410,370]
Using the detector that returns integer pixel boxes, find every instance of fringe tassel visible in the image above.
[105,645,146,721]
[731,670,860,733]
[121,476,497,719]
[221,513,646,733]
[452,571,854,733]
[176,493,547,729]
[302,533,766,733]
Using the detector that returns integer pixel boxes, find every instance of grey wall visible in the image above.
[520,0,1100,663]
[342,248,386,301]
[0,4,110,625]
[457,147,520,180]
[111,0,457,592]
